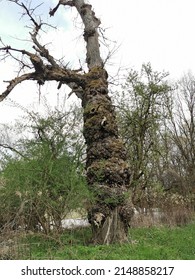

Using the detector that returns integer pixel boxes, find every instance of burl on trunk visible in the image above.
[82,67,134,244]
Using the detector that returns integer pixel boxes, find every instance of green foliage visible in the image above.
[115,63,173,208]
[114,65,195,214]
[0,107,91,233]
[0,153,88,232]
[12,223,195,259]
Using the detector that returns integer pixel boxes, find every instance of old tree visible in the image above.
[0,0,133,244]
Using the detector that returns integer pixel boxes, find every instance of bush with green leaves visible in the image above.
[0,107,91,234]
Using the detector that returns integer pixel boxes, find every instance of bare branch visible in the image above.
[31,33,58,67]
[8,1,58,68]
[68,83,84,99]
[49,0,74,17]
[0,143,27,159]
[0,44,45,73]
[8,1,43,30]
[0,0,104,100]
[20,2,41,31]
[0,73,36,102]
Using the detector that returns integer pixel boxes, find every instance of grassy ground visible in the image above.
[5,222,195,260]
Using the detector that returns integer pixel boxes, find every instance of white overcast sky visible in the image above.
[0,0,195,123]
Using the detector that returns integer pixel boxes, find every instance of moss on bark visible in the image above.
[82,66,134,244]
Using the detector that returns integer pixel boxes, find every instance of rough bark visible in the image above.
[0,0,134,244]
[82,66,134,244]
[73,1,134,244]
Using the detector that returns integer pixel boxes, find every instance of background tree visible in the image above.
[114,66,194,225]
[163,72,195,196]
[0,0,133,244]
[115,63,171,211]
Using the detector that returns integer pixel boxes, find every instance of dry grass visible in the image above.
[0,231,30,260]
[131,206,195,228]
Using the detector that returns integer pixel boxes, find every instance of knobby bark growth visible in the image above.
[0,0,133,244]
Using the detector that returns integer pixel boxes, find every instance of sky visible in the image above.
[0,0,195,123]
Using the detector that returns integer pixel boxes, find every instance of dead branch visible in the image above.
[0,45,45,72]
[0,73,36,102]
[0,0,104,100]
[49,0,75,17]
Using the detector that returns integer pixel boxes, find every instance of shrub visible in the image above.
[0,108,91,234]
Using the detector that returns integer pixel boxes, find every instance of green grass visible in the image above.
[16,223,195,260]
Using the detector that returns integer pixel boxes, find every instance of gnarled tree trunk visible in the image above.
[74,1,134,244]
[82,66,134,244]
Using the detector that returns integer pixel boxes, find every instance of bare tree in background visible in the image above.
[166,72,195,194]
[0,0,133,244]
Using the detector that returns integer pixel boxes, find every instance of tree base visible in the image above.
[90,207,130,245]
